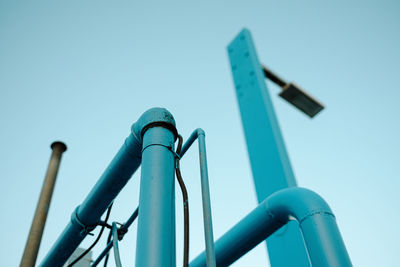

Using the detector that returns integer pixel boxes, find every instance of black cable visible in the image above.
[90,207,138,267]
[68,203,113,267]
[175,135,189,267]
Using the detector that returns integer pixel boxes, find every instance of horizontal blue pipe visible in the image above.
[39,108,176,267]
[190,187,352,267]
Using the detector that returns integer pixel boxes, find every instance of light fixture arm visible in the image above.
[261,65,287,88]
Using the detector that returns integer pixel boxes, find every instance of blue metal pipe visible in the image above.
[91,242,112,267]
[112,222,122,267]
[179,129,199,157]
[135,125,177,267]
[90,207,138,267]
[39,108,176,267]
[180,129,216,267]
[190,187,352,267]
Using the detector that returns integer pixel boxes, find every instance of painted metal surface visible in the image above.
[39,108,176,267]
[190,187,352,267]
[180,129,216,267]
[135,126,176,267]
[112,222,122,267]
[21,142,67,267]
[227,28,311,266]
[90,207,138,267]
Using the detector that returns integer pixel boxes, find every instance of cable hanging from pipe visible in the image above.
[68,203,113,267]
[175,134,190,267]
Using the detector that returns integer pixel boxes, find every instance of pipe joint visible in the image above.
[265,187,334,225]
[179,128,206,158]
[142,143,175,155]
[190,187,351,267]
[131,107,177,142]
[71,206,97,236]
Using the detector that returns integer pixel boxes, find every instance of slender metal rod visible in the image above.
[112,222,122,267]
[135,126,177,267]
[91,242,112,267]
[190,187,352,267]
[20,141,67,267]
[197,131,216,267]
[261,65,287,88]
[180,129,216,267]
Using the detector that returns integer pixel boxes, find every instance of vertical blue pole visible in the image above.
[179,129,216,267]
[197,132,216,267]
[227,29,311,266]
[135,126,177,267]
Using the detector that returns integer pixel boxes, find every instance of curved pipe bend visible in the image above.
[264,187,334,225]
[190,187,352,267]
[131,107,177,143]
[266,187,351,267]
[179,128,205,158]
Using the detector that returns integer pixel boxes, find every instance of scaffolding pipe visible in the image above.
[39,108,176,267]
[20,141,67,267]
[180,129,216,267]
[91,207,138,267]
[190,187,352,267]
[135,124,177,267]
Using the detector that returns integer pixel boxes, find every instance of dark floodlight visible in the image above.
[262,65,324,118]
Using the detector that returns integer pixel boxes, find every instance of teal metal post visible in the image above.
[135,120,177,266]
[227,29,311,266]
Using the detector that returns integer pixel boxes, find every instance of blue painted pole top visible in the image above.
[131,107,177,142]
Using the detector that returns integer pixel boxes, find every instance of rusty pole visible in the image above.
[20,141,67,267]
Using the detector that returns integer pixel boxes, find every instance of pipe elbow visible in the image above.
[195,128,205,137]
[131,108,178,142]
[264,187,335,225]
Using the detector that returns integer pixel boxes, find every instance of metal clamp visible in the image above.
[71,206,98,236]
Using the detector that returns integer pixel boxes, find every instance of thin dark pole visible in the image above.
[20,141,67,267]
[261,65,287,88]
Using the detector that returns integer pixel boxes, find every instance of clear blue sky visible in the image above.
[1,1,399,266]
